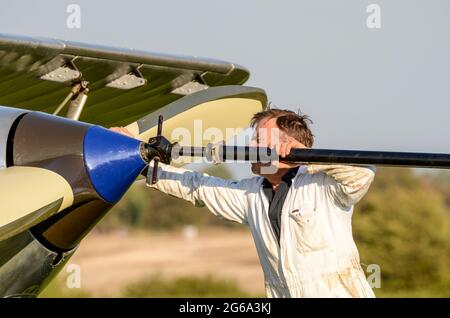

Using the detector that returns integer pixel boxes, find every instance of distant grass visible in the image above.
[122,274,260,298]
[39,273,449,298]
[40,273,259,298]
[374,284,450,298]
[39,278,91,298]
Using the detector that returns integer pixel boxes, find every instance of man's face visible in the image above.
[250,117,305,176]
[250,117,283,176]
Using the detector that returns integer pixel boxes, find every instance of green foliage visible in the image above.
[421,169,450,207]
[354,167,450,295]
[123,274,256,298]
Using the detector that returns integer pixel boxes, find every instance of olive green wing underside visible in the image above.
[0,33,249,127]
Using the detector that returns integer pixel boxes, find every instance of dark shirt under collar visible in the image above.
[262,166,300,244]
[262,166,300,188]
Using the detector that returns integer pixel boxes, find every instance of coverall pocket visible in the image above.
[289,204,331,253]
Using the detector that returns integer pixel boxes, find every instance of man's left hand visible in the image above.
[278,137,307,158]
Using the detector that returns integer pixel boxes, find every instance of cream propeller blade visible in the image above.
[0,166,74,240]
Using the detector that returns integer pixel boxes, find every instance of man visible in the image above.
[111,108,376,298]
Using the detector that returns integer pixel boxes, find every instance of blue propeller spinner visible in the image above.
[83,115,171,203]
[83,125,146,203]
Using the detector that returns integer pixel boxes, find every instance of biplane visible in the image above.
[0,33,449,298]
[0,33,266,297]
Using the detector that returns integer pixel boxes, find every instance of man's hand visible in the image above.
[110,126,134,138]
[278,136,307,158]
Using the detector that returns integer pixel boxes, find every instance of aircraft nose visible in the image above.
[83,126,147,203]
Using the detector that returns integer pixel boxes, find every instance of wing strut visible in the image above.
[53,81,89,120]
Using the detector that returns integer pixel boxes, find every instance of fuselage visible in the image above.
[0,105,147,297]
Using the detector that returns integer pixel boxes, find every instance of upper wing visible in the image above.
[0,33,249,127]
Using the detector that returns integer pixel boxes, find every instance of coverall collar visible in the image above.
[262,165,302,189]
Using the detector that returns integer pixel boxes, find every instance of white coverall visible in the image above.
[147,162,376,298]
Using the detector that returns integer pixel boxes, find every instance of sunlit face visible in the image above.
[250,117,292,176]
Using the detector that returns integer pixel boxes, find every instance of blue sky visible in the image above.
[1,0,449,177]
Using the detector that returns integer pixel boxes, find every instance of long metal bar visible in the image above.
[284,148,450,168]
[178,146,450,169]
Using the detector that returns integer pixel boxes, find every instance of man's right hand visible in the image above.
[110,126,135,138]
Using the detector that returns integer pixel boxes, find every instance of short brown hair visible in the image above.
[250,108,314,147]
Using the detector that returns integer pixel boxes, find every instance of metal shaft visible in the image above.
[177,146,450,168]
